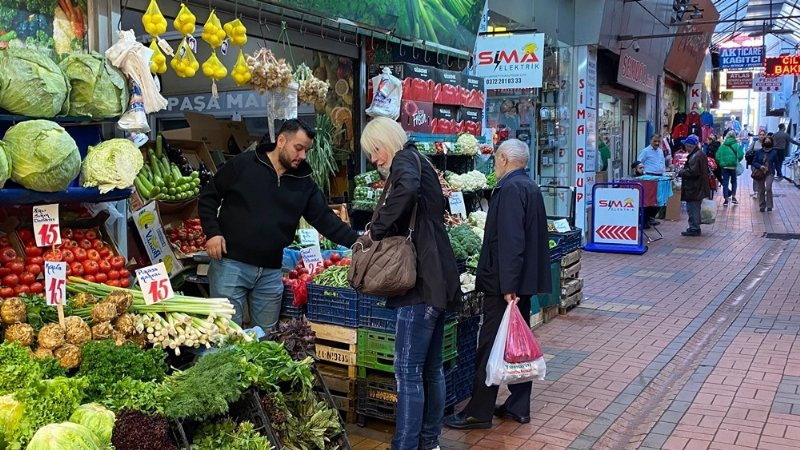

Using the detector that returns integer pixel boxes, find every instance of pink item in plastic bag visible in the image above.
[504,302,544,363]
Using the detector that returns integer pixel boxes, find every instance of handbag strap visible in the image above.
[369,148,423,237]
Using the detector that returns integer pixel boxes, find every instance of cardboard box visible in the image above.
[463,75,485,108]
[165,140,217,174]
[664,188,682,221]
[431,105,459,135]
[162,112,255,154]
[132,201,185,277]
[434,70,463,106]
[369,63,436,103]
[458,107,483,136]
[399,100,433,133]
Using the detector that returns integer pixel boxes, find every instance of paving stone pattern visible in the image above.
[348,174,800,449]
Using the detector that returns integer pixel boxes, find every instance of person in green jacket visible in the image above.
[598,138,611,172]
[714,131,744,206]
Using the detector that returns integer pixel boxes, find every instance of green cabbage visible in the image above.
[0,395,23,449]
[68,404,115,446]
[0,141,11,188]
[59,53,129,119]
[80,139,144,193]
[0,48,69,118]
[25,422,103,450]
[2,120,81,192]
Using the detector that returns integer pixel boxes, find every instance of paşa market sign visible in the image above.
[764,55,800,76]
[719,46,763,70]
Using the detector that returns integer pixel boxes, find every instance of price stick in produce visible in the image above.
[44,261,67,326]
[135,262,175,305]
[300,244,324,274]
[448,191,468,219]
[298,228,320,246]
[33,204,62,247]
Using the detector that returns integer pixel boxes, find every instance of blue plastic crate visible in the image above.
[358,294,396,332]
[550,228,582,253]
[444,365,458,407]
[457,315,481,353]
[307,284,359,327]
[549,239,563,263]
[280,287,306,319]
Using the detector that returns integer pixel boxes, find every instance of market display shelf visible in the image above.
[0,186,132,206]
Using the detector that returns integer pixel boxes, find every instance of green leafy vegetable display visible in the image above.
[77,340,167,401]
[23,294,73,332]
[0,48,69,117]
[68,403,115,446]
[8,376,88,448]
[0,342,44,395]
[2,120,81,192]
[96,378,163,415]
[306,113,343,194]
[59,52,128,118]
[80,138,144,193]
[111,408,177,450]
[26,421,103,450]
[191,418,274,450]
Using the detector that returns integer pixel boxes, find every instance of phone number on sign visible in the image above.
[486,77,523,86]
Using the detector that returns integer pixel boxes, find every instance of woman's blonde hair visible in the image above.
[360,117,408,158]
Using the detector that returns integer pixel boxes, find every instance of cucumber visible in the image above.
[156,134,164,158]
[153,175,165,188]
[134,176,152,199]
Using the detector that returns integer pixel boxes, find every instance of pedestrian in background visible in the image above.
[444,139,551,430]
[746,129,766,197]
[678,135,710,237]
[752,136,779,213]
[770,123,799,180]
[715,131,744,207]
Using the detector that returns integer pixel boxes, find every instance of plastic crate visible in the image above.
[447,154,475,174]
[357,375,398,421]
[358,294,396,332]
[307,284,359,327]
[357,320,458,375]
[549,228,582,253]
[549,240,563,263]
[456,259,468,273]
[280,288,306,319]
[444,365,458,407]
[458,291,484,318]
[457,315,481,353]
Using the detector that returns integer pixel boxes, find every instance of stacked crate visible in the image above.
[279,287,306,319]
[559,249,584,313]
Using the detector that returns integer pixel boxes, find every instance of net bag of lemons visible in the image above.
[141,0,173,56]
[170,38,199,78]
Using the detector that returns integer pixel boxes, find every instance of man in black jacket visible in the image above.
[199,119,358,329]
[444,138,551,430]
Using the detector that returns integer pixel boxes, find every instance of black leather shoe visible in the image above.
[681,230,701,237]
[443,412,492,429]
[494,404,531,424]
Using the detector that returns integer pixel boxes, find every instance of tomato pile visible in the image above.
[0,235,44,298]
[166,218,206,254]
[282,253,351,307]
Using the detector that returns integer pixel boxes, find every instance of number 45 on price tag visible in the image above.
[135,262,175,305]
[33,204,61,247]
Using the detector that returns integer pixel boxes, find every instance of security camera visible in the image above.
[633,41,640,52]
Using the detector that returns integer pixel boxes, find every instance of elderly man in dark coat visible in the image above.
[444,138,551,430]
[678,135,711,236]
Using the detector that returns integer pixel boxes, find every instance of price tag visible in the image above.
[448,191,467,219]
[187,35,197,53]
[135,262,175,305]
[33,204,61,247]
[298,228,320,246]
[44,261,66,306]
[221,39,229,55]
[553,219,571,233]
[300,245,324,274]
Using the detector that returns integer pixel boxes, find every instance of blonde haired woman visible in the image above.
[360,117,461,450]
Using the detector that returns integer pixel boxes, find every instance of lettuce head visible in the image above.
[0,48,69,118]
[26,422,103,450]
[80,138,144,193]
[68,403,115,446]
[60,53,129,119]
[2,120,81,192]
[0,141,11,189]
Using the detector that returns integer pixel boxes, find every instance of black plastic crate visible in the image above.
[458,291,484,318]
[307,283,359,327]
[444,365,458,407]
[280,287,306,319]
[549,228,582,253]
[457,315,481,353]
[457,259,467,273]
[447,154,475,174]
[357,375,398,421]
[358,294,396,332]
[549,241,563,263]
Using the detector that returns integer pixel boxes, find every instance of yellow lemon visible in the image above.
[213,67,227,79]
[181,23,195,35]
[184,67,196,77]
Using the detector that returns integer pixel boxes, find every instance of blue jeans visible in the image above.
[208,258,283,329]
[686,200,702,232]
[721,168,737,198]
[392,304,446,450]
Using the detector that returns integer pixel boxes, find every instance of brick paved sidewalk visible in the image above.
[348,174,800,450]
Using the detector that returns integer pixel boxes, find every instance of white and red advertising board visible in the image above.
[584,185,646,255]
[474,33,544,90]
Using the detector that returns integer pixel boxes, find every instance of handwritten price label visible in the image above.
[298,228,320,247]
[33,204,61,247]
[300,245,324,274]
[135,262,174,305]
[553,219,571,233]
[448,191,467,219]
[44,261,66,306]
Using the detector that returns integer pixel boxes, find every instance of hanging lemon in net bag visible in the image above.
[202,50,228,97]
[173,3,197,36]
[231,50,251,87]
[170,38,199,78]
[223,18,247,46]
[141,0,173,56]
[149,40,167,74]
[201,10,227,48]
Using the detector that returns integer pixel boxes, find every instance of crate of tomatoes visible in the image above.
[165,218,207,258]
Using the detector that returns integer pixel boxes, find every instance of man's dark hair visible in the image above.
[257,119,316,152]
[779,123,786,130]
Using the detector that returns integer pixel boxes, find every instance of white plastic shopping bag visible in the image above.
[701,198,717,224]
[485,301,547,387]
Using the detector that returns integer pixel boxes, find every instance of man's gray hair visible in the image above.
[726,131,737,139]
[497,139,530,166]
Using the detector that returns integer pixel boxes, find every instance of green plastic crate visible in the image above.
[357,320,458,377]
[536,261,561,309]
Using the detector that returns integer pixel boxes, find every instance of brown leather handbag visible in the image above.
[348,152,421,297]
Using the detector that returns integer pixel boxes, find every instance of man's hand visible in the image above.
[206,236,227,260]
[504,293,519,304]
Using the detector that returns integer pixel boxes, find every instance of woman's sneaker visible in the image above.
[732,197,738,205]
[723,198,729,207]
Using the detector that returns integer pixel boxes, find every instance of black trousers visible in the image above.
[462,294,532,421]
[775,149,785,177]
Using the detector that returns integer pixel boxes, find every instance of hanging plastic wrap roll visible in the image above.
[366,67,402,120]
[105,30,168,114]
[266,82,299,142]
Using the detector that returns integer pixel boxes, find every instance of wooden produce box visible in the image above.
[309,321,358,379]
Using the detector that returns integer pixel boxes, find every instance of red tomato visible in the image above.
[25,264,41,276]
[73,230,85,240]
[99,248,111,258]
[0,247,17,264]
[110,256,125,270]
[94,273,108,284]
[329,253,342,263]
[0,237,8,247]
[66,266,72,277]
[73,248,87,262]
[66,240,79,248]
[98,260,112,273]
[62,249,75,264]
[24,246,42,257]
[323,260,333,268]
[119,269,130,278]
[92,240,105,250]
[0,287,14,298]
[2,274,18,287]
[0,267,10,277]
[82,260,99,275]
[83,274,96,283]
[19,272,34,285]
[106,279,120,287]
[79,239,92,250]
[85,230,98,241]
[119,278,130,288]
[43,249,63,262]
[29,282,43,294]
[70,262,84,276]
[8,261,24,276]
[62,228,73,239]
[14,285,29,295]
[86,249,100,261]
[17,229,33,242]
[107,269,120,280]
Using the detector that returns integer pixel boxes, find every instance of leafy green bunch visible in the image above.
[448,224,482,261]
